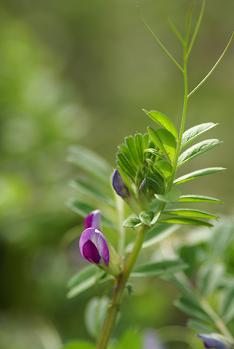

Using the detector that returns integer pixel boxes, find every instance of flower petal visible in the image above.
[79,227,110,266]
[83,240,101,264]
[84,210,101,229]
[90,229,110,266]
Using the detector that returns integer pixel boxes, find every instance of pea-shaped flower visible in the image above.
[198,334,232,349]
[79,210,121,276]
[112,169,130,199]
[80,210,109,266]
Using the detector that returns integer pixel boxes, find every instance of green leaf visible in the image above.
[114,330,142,349]
[116,133,149,187]
[154,159,173,178]
[187,319,214,333]
[155,187,181,203]
[159,217,213,227]
[139,210,154,226]
[123,215,142,228]
[142,224,179,249]
[147,126,165,154]
[156,129,177,163]
[67,266,104,299]
[131,259,187,278]
[68,146,112,183]
[61,342,94,349]
[182,122,218,148]
[143,109,178,139]
[197,264,224,296]
[85,297,109,339]
[71,178,114,206]
[178,194,221,204]
[220,287,234,323]
[174,167,226,185]
[174,297,212,323]
[164,208,218,220]
[67,200,114,228]
[67,200,94,217]
[178,139,222,167]
[147,127,177,163]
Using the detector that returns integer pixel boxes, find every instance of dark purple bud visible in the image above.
[84,210,101,229]
[112,169,130,198]
[198,334,231,349]
[79,227,110,266]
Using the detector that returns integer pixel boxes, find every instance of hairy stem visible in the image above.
[96,225,146,349]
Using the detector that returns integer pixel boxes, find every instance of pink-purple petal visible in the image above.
[83,240,101,264]
[84,210,101,229]
[79,227,110,266]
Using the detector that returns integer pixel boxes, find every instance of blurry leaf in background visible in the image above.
[62,342,95,349]
[85,297,109,339]
[0,315,62,349]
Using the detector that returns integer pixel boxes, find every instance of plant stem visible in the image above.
[116,196,125,256]
[169,47,189,189]
[96,225,146,349]
[188,32,234,98]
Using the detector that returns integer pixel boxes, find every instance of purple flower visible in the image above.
[79,211,109,266]
[112,169,130,198]
[84,209,101,229]
[79,227,110,266]
[198,334,231,349]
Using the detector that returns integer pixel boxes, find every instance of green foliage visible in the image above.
[182,123,218,148]
[164,208,218,220]
[131,259,187,278]
[174,167,225,185]
[178,195,221,204]
[65,2,233,347]
[170,219,234,336]
[143,109,178,140]
[67,266,107,299]
[148,127,177,164]
[142,224,179,249]
[178,139,221,167]
[85,297,109,339]
[110,330,142,349]
[62,342,95,349]
[160,217,213,227]
[116,133,166,199]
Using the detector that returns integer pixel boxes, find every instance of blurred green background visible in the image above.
[0,0,233,348]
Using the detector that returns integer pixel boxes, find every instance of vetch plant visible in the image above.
[65,1,234,348]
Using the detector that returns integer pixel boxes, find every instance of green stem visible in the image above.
[96,225,146,349]
[188,32,234,98]
[169,48,189,189]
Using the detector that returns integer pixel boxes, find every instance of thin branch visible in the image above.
[168,18,185,46]
[184,6,193,47]
[186,0,206,58]
[188,32,234,98]
[142,18,184,73]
